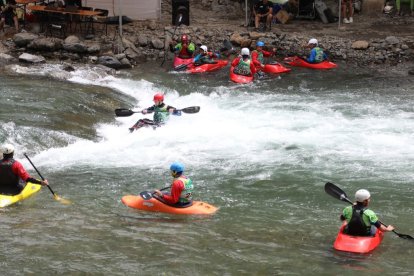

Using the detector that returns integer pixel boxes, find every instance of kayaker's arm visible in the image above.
[377,221,395,232]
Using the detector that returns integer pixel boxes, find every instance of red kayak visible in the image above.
[230,66,254,83]
[173,56,193,68]
[121,194,218,215]
[333,222,384,253]
[186,60,228,73]
[258,62,291,74]
[284,56,337,69]
[173,56,228,73]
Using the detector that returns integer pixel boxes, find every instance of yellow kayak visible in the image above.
[0,182,42,208]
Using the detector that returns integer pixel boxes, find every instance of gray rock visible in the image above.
[151,38,164,49]
[137,34,148,46]
[87,44,101,54]
[64,35,80,44]
[408,67,414,75]
[0,53,17,64]
[63,43,89,53]
[27,38,63,51]
[385,36,399,45]
[13,33,38,47]
[98,56,123,70]
[18,53,46,63]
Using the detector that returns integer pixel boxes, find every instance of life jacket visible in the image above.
[313,47,325,63]
[233,58,251,76]
[176,176,193,204]
[0,158,23,195]
[253,50,264,64]
[198,52,216,64]
[345,206,371,236]
[153,103,170,124]
[176,42,195,59]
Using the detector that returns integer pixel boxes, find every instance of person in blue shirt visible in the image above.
[306,38,327,64]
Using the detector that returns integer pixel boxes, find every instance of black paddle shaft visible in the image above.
[24,153,57,196]
[115,106,200,117]
[324,182,414,240]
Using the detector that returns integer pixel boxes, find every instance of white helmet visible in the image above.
[241,48,250,56]
[2,144,14,155]
[355,189,371,202]
[200,45,208,53]
[308,38,318,45]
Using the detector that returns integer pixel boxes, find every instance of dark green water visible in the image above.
[0,62,413,275]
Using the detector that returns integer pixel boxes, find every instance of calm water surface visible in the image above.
[1,61,413,275]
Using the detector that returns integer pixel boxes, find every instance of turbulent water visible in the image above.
[1,61,413,275]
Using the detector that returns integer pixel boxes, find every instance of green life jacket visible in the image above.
[153,104,170,124]
[345,206,371,236]
[234,58,251,76]
[176,176,193,204]
[175,42,196,59]
[314,47,324,63]
[253,50,264,64]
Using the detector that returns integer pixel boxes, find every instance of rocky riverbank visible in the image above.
[1,8,414,74]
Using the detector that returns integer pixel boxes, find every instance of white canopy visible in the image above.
[83,0,161,20]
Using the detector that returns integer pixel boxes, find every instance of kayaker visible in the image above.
[340,189,395,236]
[154,162,193,206]
[172,34,196,59]
[0,144,48,195]
[129,93,178,132]
[231,48,256,76]
[252,41,276,70]
[305,38,327,64]
[193,45,219,66]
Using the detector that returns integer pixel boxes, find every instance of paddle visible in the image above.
[140,186,171,200]
[324,182,413,240]
[115,106,200,117]
[174,60,194,71]
[161,14,183,67]
[24,153,71,205]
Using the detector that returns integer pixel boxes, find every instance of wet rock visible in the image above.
[64,35,80,44]
[63,43,89,53]
[137,34,148,46]
[18,53,46,63]
[249,32,263,40]
[27,38,63,51]
[13,33,38,47]
[151,38,164,49]
[98,56,123,70]
[0,53,17,64]
[62,63,75,72]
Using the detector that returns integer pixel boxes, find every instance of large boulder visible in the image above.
[18,53,46,63]
[13,33,39,47]
[352,40,369,50]
[27,38,63,51]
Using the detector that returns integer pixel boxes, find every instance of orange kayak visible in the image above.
[121,194,218,215]
[333,222,384,253]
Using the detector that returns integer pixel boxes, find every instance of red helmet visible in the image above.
[181,34,188,43]
[153,93,164,102]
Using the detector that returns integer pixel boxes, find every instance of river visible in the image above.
[1,61,413,275]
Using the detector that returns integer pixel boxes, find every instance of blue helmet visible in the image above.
[170,162,184,173]
[256,41,265,47]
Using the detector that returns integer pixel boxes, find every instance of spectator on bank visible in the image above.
[254,0,273,31]
[395,0,414,16]
[0,0,19,33]
[341,0,353,23]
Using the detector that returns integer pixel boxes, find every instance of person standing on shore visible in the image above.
[341,0,353,24]
[0,0,19,33]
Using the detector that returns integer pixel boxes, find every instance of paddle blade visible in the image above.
[181,106,200,114]
[324,182,353,204]
[174,63,190,71]
[140,191,153,200]
[395,231,414,240]
[54,194,72,205]
[115,108,135,117]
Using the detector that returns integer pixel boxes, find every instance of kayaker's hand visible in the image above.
[386,225,395,231]
[261,63,265,68]
[141,109,148,114]
[41,179,49,186]
[154,190,163,197]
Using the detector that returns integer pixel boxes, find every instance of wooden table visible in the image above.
[27,5,101,36]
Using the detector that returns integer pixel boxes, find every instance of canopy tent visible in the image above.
[82,0,161,20]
